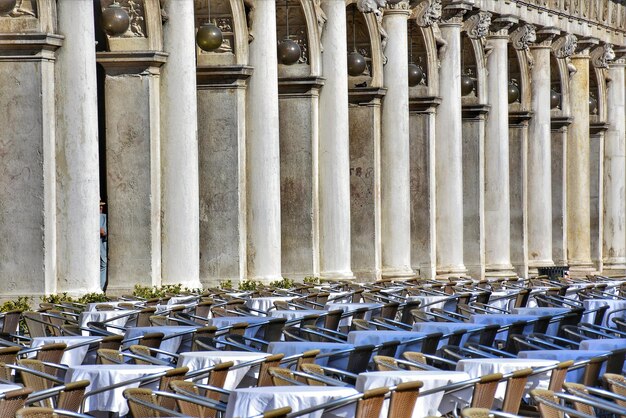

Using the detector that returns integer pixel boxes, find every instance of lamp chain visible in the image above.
[286,0,290,38]
[352,7,356,52]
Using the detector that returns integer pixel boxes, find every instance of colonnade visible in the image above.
[1,0,626,298]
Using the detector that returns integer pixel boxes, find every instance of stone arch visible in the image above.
[459,31,487,104]
[409,2,439,97]
[345,0,384,89]
[589,44,614,122]
[194,0,249,65]
[275,0,323,77]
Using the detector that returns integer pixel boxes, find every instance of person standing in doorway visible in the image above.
[100,201,107,291]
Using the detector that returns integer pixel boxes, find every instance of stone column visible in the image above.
[98,52,167,294]
[160,0,201,289]
[567,46,595,276]
[380,1,413,278]
[0,32,62,298]
[246,0,282,282]
[602,59,626,273]
[317,0,353,279]
[527,37,555,272]
[483,25,516,277]
[435,10,468,277]
[55,0,101,294]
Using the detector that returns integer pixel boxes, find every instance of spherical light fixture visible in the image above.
[101,1,130,37]
[277,38,301,65]
[347,51,367,77]
[0,0,16,14]
[461,74,474,96]
[550,89,560,109]
[196,23,223,52]
[589,96,598,115]
[408,63,424,87]
[508,81,520,104]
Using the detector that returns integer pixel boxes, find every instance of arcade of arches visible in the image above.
[1,0,626,298]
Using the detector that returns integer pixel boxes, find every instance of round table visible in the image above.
[30,336,100,366]
[79,310,134,335]
[324,302,383,327]
[356,370,472,418]
[124,325,197,355]
[245,297,295,314]
[177,351,269,389]
[66,364,171,415]
[224,386,359,418]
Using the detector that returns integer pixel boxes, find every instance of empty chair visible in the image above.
[388,380,423,418]
[0,387,33,418]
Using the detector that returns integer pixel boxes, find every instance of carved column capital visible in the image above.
[510,24,536,51]
[552,33,578,59]
[411,0,442,27]
[487,15,518,38]
[384,0,410,12]
[462,10,492,39]
[590,43,615,68]
[530,26,559,49]
[440,0,472,24]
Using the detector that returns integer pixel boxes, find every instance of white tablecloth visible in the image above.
[66,364,171,415]
[356,370,472,417]
[245,297,295,314]
[411,322,483,348]
[86,301,142,311]
[456,358,558,403]
[582,299,626,327]
[579,338,626,352]
[30,336,100,366]
[0,384,22,394]
[489,290,521,311]
[80,310,137,336]
[177,351,269,389]
[124,326,197,355]
[324,302,383,327]
[208,316,271,339]
[517,350,609,383]
[224,386,359,418]
[267,341,354,369]
[407,295,451,313]
[269,309,324,324]
[347,331,427,356]
[469,314,538,340]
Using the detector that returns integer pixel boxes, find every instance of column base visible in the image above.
[161,279,204,291]
[319,270,355,281]
[568,262,598,279]
[436,265,468,280]
[105,284,137,298]
[527,260,555,276]
[485,263,518,278]
[247,274,285,285]
[601,260,626,276]
[381,267,416,280]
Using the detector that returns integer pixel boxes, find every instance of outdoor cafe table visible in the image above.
[582,299,626,327]
[30,336,100,366]
[177,351,269,389]
[79,310,135,336]
[267,341,354,369]
[406,295,451,313]
[224,386,359,418]
[579,338,626,353]
[324,302,383,327]
[66,364,171,415]
[347,331,427,356]
[469,314,539,339]
[456,358,558,404]
[208,316,272,339]
[245,297,295,315]
[356,370,472,418]
[86,301,142,311]
[411,322,483,348]
[517,350,610,383]
[269,309,324,323]
[124,325,197,354]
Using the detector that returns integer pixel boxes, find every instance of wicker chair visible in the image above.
[123,388,161,417]
[191,326,217,351]
[354,387,389,418]
[530,389,563,418]
[470,373,503,409]
[96,348,124,364]
[460,408,491,418]
[170,380,205,417]
[268,367,297,386]
[98,335,124,351]
[502,368,532,414]
[295,349,320,373]
[603,372,626,408]
[402,352,428,366]
[139,332,165,349]
[299,363,329,386]
[15,407,55,418]
[16,360,59,407]
[35,343,67,376]
[0,387,33,417]
[157,367,189,410]
[562,383,595,416]
[548,360,574,392]
[0,310,22,337]
[0,346,21,366]
[388,380,423,418]
[257,354,284,387]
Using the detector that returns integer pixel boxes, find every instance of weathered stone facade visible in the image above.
[1,0,626,297]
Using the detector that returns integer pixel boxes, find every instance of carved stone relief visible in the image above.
[590,43,615,68]
[3,0,36,17]
[101,0,148,38]
[552,34,578,77]
[357,0,388,57]
[511,24,536,68]
[462,11,491,40]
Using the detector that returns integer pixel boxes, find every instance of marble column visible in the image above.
[246,0,282,282]
[380,2,413,277]
[55,0,101,294]
[435,16,466,276]
[98,52,167,294]
[0,32,62,298]
[602,60,626,273]
[483,28,516,277]
[318,0,353,279]
[567,48,595,276]
[527,40,555,271]
[160,0,201,289]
